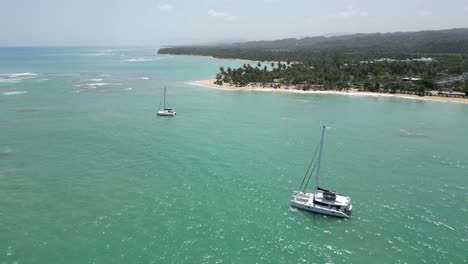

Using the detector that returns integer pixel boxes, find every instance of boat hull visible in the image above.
[290,191,351,218]
[157,110,176,116]
[291,200,350,218]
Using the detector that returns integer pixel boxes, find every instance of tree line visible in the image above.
[158,28,468,95]
[213,55,468,96]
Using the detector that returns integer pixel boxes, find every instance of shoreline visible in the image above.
[187,79,468,105]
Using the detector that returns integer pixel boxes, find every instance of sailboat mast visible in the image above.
[314,126,326,193]
[163,87,166,109]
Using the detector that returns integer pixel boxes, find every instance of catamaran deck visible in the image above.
[291,191,352,218]
[314,192,351,207]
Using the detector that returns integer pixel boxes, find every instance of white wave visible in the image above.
[86,83,107,87]
[399,129,426,138]
[141,77,150,80]
[121,58,153,62]
[87,79,104,82]
[0,73,38,78]
[124,88,133,91]
[82,53,115,56]
[86,83,122,87]
[82,82,122,89]
[0,72,38,83]
[100,74,111,77]
[2,91,28,95]
[0,78,21,83]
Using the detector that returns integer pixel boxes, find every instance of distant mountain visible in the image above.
[323,32,354,38]
[159,28,468,57]
[222,28,468,53]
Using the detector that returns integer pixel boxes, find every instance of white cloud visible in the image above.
[332,6,368,18]
[464,5,468,11]
[208,9,237,21]
[158,4,174,12]
[419,10,433,16]
[208,9,226,17]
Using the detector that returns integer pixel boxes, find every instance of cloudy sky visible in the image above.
[2,0,468,46]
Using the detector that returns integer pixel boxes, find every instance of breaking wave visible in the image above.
[75,82,123,89]
[121,58,153,62]
[81,53,115,56]
[1,73,38,78]
[2,91,28,95]
[0,73,39,83]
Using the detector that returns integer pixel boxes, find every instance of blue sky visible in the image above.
[2,0,468,46]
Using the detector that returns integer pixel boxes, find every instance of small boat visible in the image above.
[290,126,352,218]
[157,87,176,116]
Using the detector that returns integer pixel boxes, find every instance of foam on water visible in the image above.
[0,78,22,83]
[81,53,115,56]
[2,91,28,95]
[75,82,123,90]
[0,73,38,83]
[398,129,428,138]
[0,73,38,78]
[122,58,153,62]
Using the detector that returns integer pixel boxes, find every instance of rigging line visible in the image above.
[164,87,167,109]
[314,126,326,193]
[298,143,320,192]
[302,157,319,193]
[158,95,163,110]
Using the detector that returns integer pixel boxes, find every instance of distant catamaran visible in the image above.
[290,126,352,218]
[157,87,176,116]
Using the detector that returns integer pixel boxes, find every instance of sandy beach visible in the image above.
[188,79,468,104]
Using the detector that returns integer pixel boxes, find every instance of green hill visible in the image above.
[158,28,468,61]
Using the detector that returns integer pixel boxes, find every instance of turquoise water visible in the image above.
[1,47,467,263]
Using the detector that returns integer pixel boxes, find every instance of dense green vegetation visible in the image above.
[213,57,468,95]
[159,28,468,95]
[159,28,468,60]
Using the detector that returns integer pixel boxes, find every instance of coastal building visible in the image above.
[440,91,466,97]
[360,57,435,64]
[413,57,435,62]
[401,77,422,83]
[435,74,468,86]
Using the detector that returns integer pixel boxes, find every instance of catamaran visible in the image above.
[157,87,176,116]
[290,126,352,218]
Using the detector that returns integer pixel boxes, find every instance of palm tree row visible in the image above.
[214,58,468,94]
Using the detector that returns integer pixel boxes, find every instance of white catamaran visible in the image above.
[157,87,176,116]
[290,126,352,218]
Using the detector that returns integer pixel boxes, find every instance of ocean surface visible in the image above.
[1,47,467,263]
